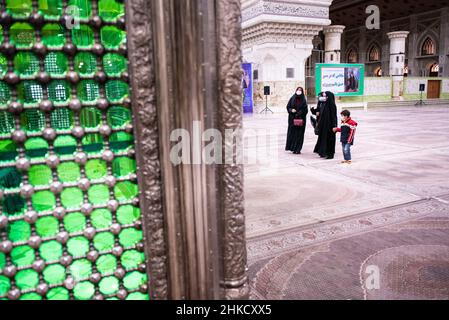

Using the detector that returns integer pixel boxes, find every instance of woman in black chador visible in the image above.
[285,87,308,154]
[313,91,338,159]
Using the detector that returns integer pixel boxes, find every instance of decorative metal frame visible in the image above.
[126,0,248,299]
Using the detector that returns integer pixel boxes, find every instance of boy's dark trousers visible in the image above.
[342,143,352,161]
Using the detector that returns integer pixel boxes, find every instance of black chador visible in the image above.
[285,90,308,154]
[313,91,338,159]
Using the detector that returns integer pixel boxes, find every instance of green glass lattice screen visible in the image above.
[0,0,150,300]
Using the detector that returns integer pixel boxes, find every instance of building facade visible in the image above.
[243,0,449,110]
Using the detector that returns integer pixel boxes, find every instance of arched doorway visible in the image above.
[429,63,439,77]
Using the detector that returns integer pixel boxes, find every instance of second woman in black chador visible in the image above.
[313,91,338,159]
[285,87,308,154]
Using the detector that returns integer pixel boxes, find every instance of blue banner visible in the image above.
[242,63,253,113]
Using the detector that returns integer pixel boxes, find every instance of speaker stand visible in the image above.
[415,91,426,106]
[260,95,274,114]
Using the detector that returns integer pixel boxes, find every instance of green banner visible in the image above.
[316,63,365,97]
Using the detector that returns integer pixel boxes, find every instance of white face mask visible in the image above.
[296,91,302,96]
[319,97,327,102]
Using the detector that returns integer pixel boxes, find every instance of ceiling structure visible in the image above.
[330,0,449,29]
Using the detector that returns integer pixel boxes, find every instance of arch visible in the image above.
[346,48,358,63]
[367,43,381,62]
[429,63,439,77]
[421,37,436,56]
[374,67,382,77]
[403,65,409,77]
[417,32,439,56]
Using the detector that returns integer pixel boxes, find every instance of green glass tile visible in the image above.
[39,241,63,262]
[90,209,112,229]
[88,185,110,206]
[106,80,129,102]
[54,135,77,157]
[8,220,31,243]
[107,297,119,300]
[99,0,124,22]
[45,52,69,76]
[11,245,35,267]
[68,0,92,19]
[43,264,66,285]
[77,80,100,103]
[0,276,11,297]
[29,165,52,186]
[13,52,39,77]
[6,0,33,18]
[57,162,81,183]
[103,53,127,77]
[107,106,131,129]
[74,52,97,76]
[72,25,94,48]
[51,108,74,131]
[80,107,101,128]
[10,23,35,48]
[99,276,119,295]
[15,269,39,290]
[123,271,147,291]
[70,259,92,281]
[0,54,6,77]
[0,26,3,44]
[126,292,149,301]
[121,250,144,270]
[38,0,63,19]
[0,167,21,189]
[114,181,138,201]
[46,287,69,300]
[32,190,56,212]
[61,187,83,209]
[85,159,107,180]
[110,132,134,152]
[112,157,136,177]
[73,282,95,300]
[36,216,59,238]
[48,80,71,104]
[67,236,90,257]
[96,254,117,275]
[63,212,86,233]
[0,82,11,106]
[24,138,49,158]
[0,111,15,135]
[93,232,115,252]
[0,253,5,272]
[42,23,66,48]
[20,109,46,132]
[119,228,142,248]
[20,293,42,300]
[82,133,104,154]
[0,55,6,77]
[2,194,26,217]
[117,205,140,225]
[100,26,126,50]
[17,81,43,105]
[0,140,18,163]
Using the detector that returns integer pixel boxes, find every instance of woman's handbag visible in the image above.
[293,118,304,127]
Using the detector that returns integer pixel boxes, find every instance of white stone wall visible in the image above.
[364,78,392,96]
[443,79,449,93]
[405,78,425,94]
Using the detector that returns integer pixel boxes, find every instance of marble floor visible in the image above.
[244,105,449,300]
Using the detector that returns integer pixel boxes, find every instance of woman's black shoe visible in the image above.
[293,151,301,155]
[326,156,334,159]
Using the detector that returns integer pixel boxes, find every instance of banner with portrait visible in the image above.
[242,63,254,113]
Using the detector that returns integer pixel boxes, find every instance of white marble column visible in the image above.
[387,31,410,99]
[323,25,346,63]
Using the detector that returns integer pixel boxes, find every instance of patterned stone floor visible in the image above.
[244,105,449,300]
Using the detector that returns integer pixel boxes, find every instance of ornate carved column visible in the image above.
[387,31,410,99]
[323,25,346,63]
[127,0,247,300]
